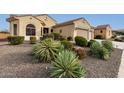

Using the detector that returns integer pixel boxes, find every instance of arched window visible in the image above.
[26,24,36,36]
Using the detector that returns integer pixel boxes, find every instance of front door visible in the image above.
[43,28,49,35]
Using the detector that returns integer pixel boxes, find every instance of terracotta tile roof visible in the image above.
[75,27,89,31]
[0,31,10,34]
[52,17,85,28]
[7,14,57,24]
[95,24,111,29]
[7,14,46,26]
[91,26,96,29]
[6,17,18,22]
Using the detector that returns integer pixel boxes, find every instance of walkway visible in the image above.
[0,41,8,45]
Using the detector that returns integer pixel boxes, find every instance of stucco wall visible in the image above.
[75,29,88,39]
[94,27,112,39]
[53,24,75,38]
[106,26,112,39]
[94,28,106,39]
[74,19,94,40]
[74,19,90,29]
[10,20,19,35]
[35,15,56,27]
[91,29,94,39]
[9,15,56,40]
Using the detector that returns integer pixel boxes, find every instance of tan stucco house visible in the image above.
[94,24,112,39]
[53,18,94,40]
[7,14,56,40]
[7,14,94,40]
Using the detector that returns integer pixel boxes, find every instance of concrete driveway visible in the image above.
[95,39,124,49]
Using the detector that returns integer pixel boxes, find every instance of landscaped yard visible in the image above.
[81,48,122,78]
[0,43,50,78]
[0,43,122,78]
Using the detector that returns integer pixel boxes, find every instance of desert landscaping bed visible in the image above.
[81,48,123,78]
[0,43,123,78]
[0,43,50,78]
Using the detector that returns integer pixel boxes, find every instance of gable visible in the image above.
[15,15,45,26]
[35,14,57,26]
[73,19,91,29]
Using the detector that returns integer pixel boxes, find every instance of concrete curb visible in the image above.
[118,50,124,78]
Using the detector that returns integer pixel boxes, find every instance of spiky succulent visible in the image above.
[32,38,61,63]
[50,50,86,78]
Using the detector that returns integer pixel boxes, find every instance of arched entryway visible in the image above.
[26,24,36,36]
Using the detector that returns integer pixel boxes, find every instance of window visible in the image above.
[60,29,62,33]
[26,24,36,36]
[100,30,103,33]
[51,29,53,33]
[43,28,49,34]
[13,24,17,35]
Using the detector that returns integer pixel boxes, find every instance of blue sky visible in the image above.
[0,14,124,31]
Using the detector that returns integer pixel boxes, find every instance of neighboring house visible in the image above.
[0,32,10,40]
[53,18,94,40]
[7,14,94,40]
[94,24,112,39]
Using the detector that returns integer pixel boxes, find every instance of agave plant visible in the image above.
[50,50,86,78]
[32,38,61,63]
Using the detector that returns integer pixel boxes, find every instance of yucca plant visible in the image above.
[50,50,86,78]
[32,38,61,63]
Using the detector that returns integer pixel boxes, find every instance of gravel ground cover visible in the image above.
[0,44,50,78]
[0,43,122,78]
[81,48,123,78]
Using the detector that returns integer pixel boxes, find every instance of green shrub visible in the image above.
[67,36,73,41]
[50,50,86,78]
[114,38,124,42]
[99,47,110,60]
[95,35,103,39]
[90,42,110,60]
[52,33,61,40]
[75,48,87,59]
[30,36,37,44]
[7,36,24,45]
[87,40,97,47]
[43,34,54,40]
[32,38,61,63]
[75,36,88,47]
[121,36,124,40]
[102,40,113,52]
[59,36,66,41]
[61,40,74,50]
[90,42,102,58]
